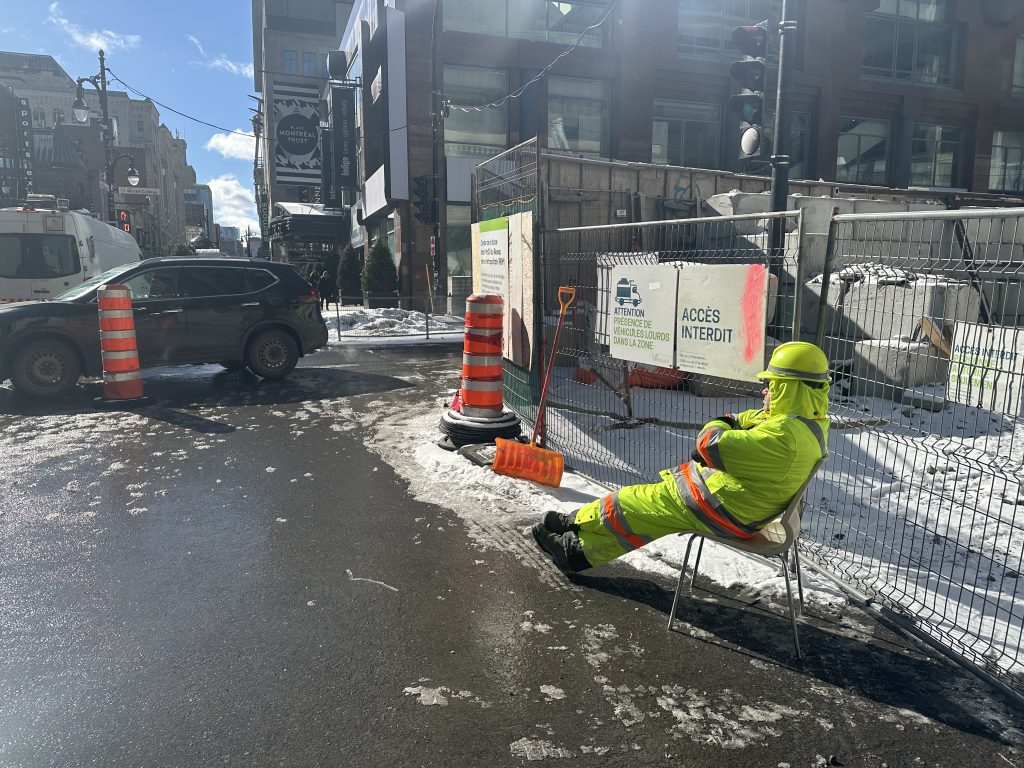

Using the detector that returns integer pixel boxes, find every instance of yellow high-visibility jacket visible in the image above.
[573,379,829,567]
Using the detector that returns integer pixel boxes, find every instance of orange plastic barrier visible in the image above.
[461,294,504,417]
[97,284,144,401]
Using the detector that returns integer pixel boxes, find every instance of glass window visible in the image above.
[990,131,1024,193]
[1014,36,1024,97]
[862,2,956,86]
[547,76,610,156]
[0,235,81,279]
[124,269,184,300]
[678,0,781,59]
[0,234,23,279]
[836,117,891,185]
[910,123,962,188]
[283,50,298,74]
[184,267,249,297]
[303,52,317,77]
[652,99,720,169]
[246,269,278,292]
[137,120,144,132]
[509,1,610,47]
[446,205,472,277]
[443,0,507,36]
[443,66,508,159]
[37,235,80,278]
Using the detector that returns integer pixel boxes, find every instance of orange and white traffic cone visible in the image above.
[93,283,150,407]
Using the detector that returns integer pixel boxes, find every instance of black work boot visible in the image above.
[562,531,593,573]
[541,510,577,535]
[530,523,573,575]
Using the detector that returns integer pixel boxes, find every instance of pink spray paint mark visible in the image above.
[741,264,767,362]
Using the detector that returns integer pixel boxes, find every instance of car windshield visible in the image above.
[50,263,140,302]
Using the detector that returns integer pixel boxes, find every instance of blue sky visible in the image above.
[0,1,261,232]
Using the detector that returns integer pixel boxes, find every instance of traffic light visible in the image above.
[117,208,132,234]
[729,21,769,160]
[412,175,435,225]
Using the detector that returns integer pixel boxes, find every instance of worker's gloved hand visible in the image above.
[715,414,741,430]
[690,447,704,464]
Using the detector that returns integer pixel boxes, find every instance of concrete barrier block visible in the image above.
[845,277,981,340]
[847,339,949,400]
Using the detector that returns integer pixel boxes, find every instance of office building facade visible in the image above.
[326,0,1024,298]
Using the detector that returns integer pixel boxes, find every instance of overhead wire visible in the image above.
[106,66,427,142]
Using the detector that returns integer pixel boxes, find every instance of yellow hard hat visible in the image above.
[757,342,830,383]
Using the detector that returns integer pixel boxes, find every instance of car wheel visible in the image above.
[219,361,247,372]
[246,329,298,379]
[11,339,82,397]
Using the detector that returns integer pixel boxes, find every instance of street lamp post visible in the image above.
[72,49,119,224]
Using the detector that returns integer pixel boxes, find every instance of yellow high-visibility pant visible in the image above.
[572,476,713,568]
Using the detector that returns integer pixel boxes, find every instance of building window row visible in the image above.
[443,0,611,48]
[677,0,781,60]
[443,67,611,158]
[282,50,328,77]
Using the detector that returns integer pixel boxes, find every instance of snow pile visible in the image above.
[808,263,917,285]
[325,307,464,339]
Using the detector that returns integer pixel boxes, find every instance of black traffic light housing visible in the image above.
[729,21,769,161]
[412,175,435,225]
[117,208,132,234]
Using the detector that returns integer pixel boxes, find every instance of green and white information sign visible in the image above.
[947,322,1024,413]
[477,217,509,296]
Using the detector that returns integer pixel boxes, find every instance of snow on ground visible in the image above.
[323,306,464,341]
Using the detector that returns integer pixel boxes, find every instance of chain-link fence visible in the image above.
[526,203,1024,698]
[810,207,1024,696]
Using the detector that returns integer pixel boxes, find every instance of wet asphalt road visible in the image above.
[0,343,1022,768]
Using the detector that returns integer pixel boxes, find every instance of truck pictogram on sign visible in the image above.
[615,277,642,307]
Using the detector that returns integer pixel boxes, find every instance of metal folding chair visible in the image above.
[665,458,826,659]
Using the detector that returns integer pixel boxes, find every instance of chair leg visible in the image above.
[793,543,805,612]
[667,536,696,632]
[690,537,705,589]
[780,553,803,660]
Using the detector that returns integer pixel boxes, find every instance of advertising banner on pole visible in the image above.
[675,263,768,380]
[606,265,678,367]
[947,322,1024,413]
[472,217,509,296]
[272,82,321,188]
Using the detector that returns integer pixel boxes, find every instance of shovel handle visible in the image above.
[557,286,575,314]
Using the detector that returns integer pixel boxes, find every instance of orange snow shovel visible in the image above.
[492,286,576,487]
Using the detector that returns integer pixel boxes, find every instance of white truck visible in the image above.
[0,197,143,303]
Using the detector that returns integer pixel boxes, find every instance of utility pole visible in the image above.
[768,0,796,253]
[72,49,115,224]
[429,0,443,313]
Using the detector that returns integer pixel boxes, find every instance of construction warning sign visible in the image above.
[947,322,1024,414]
[675,263,768,381]
[607,265,677,367]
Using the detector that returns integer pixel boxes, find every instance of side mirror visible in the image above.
[87,236,96,262]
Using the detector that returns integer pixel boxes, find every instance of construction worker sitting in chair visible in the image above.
[530,342,831,574]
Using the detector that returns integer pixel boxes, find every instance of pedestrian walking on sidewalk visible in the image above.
[319,270,338,311]
[530,342,831,574]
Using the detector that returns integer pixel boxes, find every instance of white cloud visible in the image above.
[185,36,254,80]
[205,130,256,161]
[208,56,255,79]
[47,2,141,52]
[205,175,259,234]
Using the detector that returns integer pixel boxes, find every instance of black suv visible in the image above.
[0,257,329,397]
